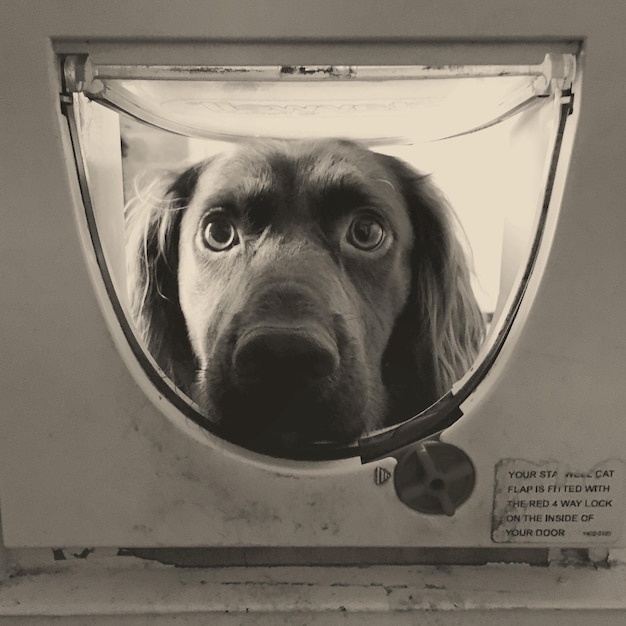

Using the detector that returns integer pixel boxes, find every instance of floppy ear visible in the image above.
[377,154,486,422]
[125,163,204,392]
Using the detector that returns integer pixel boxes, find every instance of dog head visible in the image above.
[126,139,484,452]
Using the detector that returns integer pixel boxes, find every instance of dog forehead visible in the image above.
[191,140,405,205]
[184,141,412,247]
[191,147,277,200]
[293,140,413,224]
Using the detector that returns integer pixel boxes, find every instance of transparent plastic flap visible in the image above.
[66,54,575,145]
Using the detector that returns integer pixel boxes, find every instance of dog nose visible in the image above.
[232,326,339,383]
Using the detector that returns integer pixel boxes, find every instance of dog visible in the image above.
[125,138,485,452]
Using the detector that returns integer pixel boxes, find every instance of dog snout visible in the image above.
[232,324,339,384]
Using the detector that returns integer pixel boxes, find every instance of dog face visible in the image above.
[126,139,485,453]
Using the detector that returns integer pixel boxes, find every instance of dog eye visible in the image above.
[202,216,239,251]
[346,214,386,251]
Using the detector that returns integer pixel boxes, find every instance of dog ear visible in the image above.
[377,154,486,421]
[125,162,205,392]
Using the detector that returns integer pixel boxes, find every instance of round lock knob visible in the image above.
[394,441,475,516]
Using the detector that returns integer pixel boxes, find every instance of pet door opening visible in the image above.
[62,53,577,461]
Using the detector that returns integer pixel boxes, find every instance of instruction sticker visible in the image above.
[492,458,624,543]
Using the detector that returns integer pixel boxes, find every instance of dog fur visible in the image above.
[125,139,484,451]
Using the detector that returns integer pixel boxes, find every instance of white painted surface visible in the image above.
[0,553,625,624]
